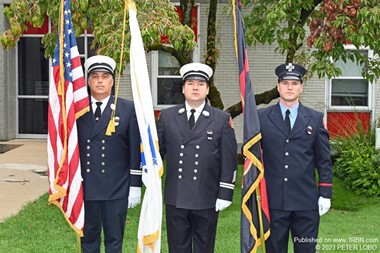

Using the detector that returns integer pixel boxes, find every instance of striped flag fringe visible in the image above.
[128,2,164,253]
[47,0,89,237]
[233,0,271,252]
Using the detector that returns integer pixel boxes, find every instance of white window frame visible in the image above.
[16,18,51,139]
[151,3,200,110]
[17,17,95,138]
[79,31,95,80]
[327,45,374,112]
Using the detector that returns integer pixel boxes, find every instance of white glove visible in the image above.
[318,196,331,216]
[215,198,232,212]
[128,186,141,209]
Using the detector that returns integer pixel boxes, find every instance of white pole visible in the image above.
[375,128,380,149]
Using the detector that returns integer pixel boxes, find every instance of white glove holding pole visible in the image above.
[128,186,141,209]
[318,196,331,216]
[215,198,232,212]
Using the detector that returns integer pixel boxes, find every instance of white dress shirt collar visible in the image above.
[185,101,205,123]
[91,95,110,114]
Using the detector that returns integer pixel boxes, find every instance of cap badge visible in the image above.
[286,63,295,72]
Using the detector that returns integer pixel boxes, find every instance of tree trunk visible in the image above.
[226,86,279,118]
[205,0,224,109]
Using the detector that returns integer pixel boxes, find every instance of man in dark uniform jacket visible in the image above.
[157,63,238,253]
[258,63,333,253]
[77,55,142,253]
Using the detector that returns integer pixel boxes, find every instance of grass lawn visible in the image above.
[0,167,379,253]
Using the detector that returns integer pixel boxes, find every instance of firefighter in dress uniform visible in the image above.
[157,63,238,253]
[77,55,142,253]
[258,63,333,253]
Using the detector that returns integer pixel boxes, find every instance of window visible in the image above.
[17,18,95,137]
[329,49,371,108]
[17,19,49,136]
[327,47,373,138]
[77,34,97,70]
[152,5,199,108]
[156,51,184,105]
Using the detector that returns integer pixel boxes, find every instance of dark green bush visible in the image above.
[332,125,380,197]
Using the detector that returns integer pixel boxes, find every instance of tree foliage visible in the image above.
[0,0,226,109]
[242,0,380,82]
[226,0,380,117]
[0,0,195,71]
[1,0,380,118]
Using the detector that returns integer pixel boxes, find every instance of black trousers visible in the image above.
[166,204,219,253]
[266,209,320,253]
[81,198,128,253]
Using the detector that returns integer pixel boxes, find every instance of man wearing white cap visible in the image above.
[77,55,142,253]
[157,62,238,252]
[258,63,333,253]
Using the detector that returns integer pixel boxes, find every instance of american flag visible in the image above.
[128,2,163,253]
[233,0,271,252]
[47,0,89,237]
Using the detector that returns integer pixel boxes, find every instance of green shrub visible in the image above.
[332,125,380,197]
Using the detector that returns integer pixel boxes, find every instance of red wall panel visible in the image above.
[24,17,48,34]
[327,112,371,138]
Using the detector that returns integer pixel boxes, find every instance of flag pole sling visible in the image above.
[256,186,266,253]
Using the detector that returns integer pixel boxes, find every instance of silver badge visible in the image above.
[178,108,185,114]
[307,126,313,135]
[207,130,213,140]
[114,116,120,126]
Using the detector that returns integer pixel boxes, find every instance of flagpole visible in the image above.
[105,0,129,136]
[54,0,68,198]
[60,0,82,252]
[77,235,81,253]
[57,0,67,175]
[233,0,270,251]
[255,186,266,253]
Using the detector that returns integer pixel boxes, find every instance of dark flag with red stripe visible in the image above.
[233,1,271,252]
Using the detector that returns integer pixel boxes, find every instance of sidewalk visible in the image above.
[0,139,48,222]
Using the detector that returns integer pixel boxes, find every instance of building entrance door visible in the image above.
[17,37,49,138]
[16,17,94,138]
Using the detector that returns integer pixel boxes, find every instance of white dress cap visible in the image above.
[84,55,116,75]
[180,63,213,82]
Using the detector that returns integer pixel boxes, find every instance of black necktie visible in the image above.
[285,109,291,134]
[94,102,102,121]
[189,109,196,129]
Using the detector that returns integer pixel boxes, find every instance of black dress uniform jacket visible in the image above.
[158,103,238,210]
[77,96,142,201]
[258,102,332,211]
